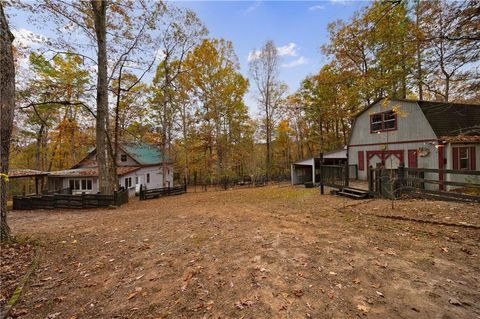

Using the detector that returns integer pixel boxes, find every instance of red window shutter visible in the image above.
[470,146,476,170]
[452,147,459,170]
[358,151,365,171]
[408,150,418,168]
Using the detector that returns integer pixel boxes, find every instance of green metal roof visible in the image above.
[121,142,170,165]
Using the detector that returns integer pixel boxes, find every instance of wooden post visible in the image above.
[344,160,349,187]
[319,153,324,195]
[397,163,406,197]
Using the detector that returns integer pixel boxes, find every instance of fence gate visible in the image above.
[318,163,349,194]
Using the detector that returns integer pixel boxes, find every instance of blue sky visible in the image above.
[173,1,368,113]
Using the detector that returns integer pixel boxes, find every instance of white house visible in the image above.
[47,142,174,196]
[348,98,480,189]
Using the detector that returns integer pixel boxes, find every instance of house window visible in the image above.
[124,177,132,188]
[453,146,476,170]
[146,174,150,183]
[120,154,127,162]
[69,179,92,190]
[370,111,397,133]
[459,148,469,170]
[135,176,139,184]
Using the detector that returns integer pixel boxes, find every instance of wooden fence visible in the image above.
[13,189,129,210]
[368,164,480,203]
[139,185,187,200]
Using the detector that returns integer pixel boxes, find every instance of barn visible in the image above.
[348,98,480,190]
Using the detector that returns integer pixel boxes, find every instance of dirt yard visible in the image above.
[4,186,480,318]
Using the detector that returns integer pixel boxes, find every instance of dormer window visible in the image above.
[370,111,397,133]
[120,154,127,162]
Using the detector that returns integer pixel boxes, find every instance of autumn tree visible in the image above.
[1,3,15,241]
[151,7,207,187]
[183,38,251,181]
[249,40,287,179]
[29,0,166,194]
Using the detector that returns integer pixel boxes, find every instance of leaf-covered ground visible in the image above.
[5,186,480,318]
[0,241,35,316]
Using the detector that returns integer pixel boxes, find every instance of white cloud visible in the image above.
[277,43,298,57]
[282,56,309,68]
[155,48,166,61]
[248,42,300,62]
[309,5,325,11]
[330,0,350,4]
[12,28,48,49]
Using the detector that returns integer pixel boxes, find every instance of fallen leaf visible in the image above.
[448,297,462,306]
[128,291,138,300]
[357,304,370,313]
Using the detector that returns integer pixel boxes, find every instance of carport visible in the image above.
[291,157,321,185]
[290,148,348,186]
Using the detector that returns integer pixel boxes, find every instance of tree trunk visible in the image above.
[0,3,15,241]
[92,0,114,194]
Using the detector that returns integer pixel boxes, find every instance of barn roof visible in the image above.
[417,101,480,137]
[352,98,480,138]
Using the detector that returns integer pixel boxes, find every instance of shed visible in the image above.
[290,148,348,185]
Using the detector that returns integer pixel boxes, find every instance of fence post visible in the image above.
[397,163,406,197]
[344,161,349,187]
[367,167,373,193]
[319,153,324,195]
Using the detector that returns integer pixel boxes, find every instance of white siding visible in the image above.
[349,142,440,181]
[445,143,480,190]
[348,100,440,190]
[121,165,174,196]
[349,100,437,146]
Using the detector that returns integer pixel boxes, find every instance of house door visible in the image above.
[408,150,418,168]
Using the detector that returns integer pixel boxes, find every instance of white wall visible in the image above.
[349,100,437,147]
[445,143,480,190]
[349,142,440,181]
[120,165,174,196]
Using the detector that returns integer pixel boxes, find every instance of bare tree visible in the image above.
[0,3,15,241]
[421,0,480,101]
[249,40,286,180]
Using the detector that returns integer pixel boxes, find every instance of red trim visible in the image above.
[408,149,418,168]
[452,147,459,170]
[358,151,365,171]
[438,145,445,190]
[370,111,398,133]
[349,139,437,148]
[470,146,476,170]
[366,150,404,166]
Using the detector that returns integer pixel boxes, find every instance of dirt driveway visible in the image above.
[6,186,480,318]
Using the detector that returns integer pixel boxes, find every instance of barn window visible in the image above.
[370,111,397,133]
[120,154,127,162]
[147,174,150,183]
